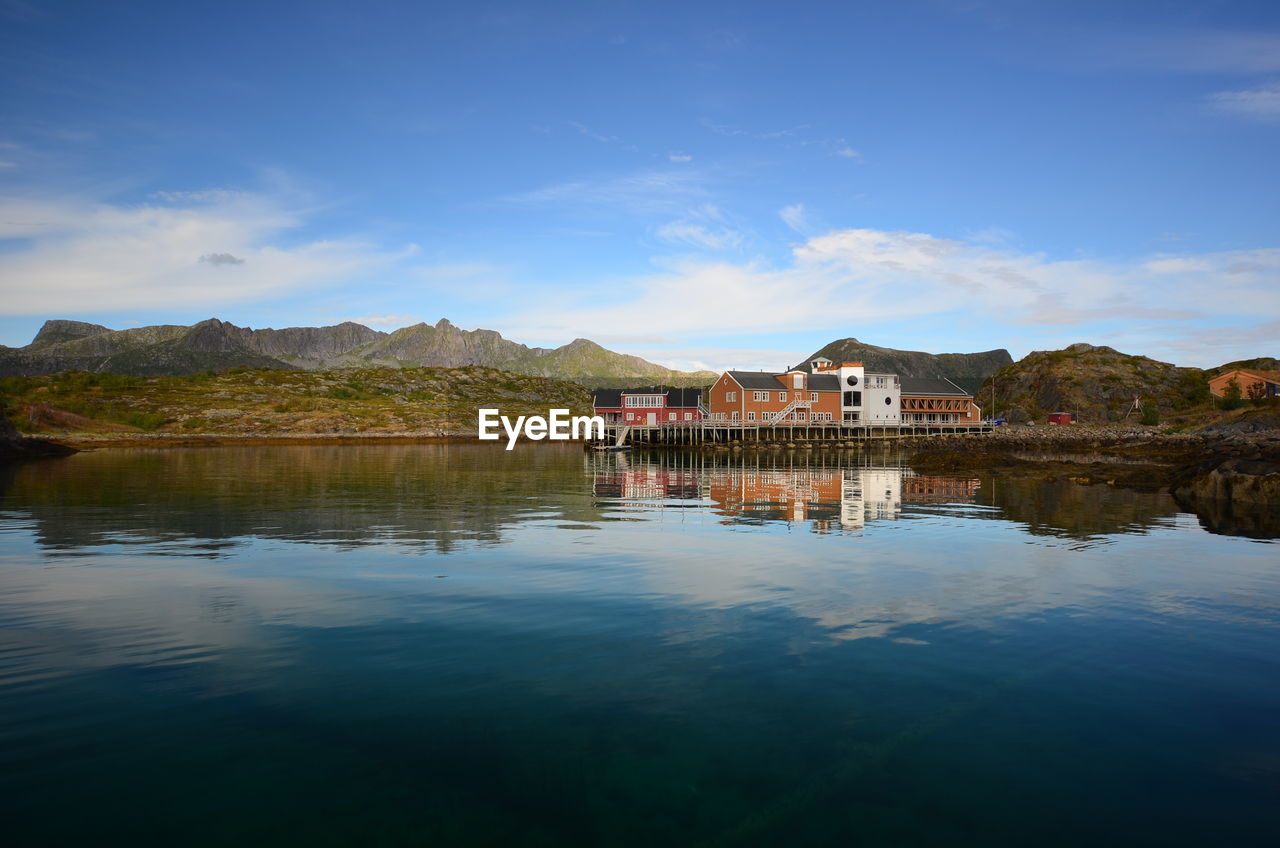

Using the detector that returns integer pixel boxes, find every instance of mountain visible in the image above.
[983,343,1210,422]
[800,337,1012,393]
[0,318,715,387]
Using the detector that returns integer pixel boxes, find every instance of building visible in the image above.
[1208,368,1280,400]
[706,369,843,424]
[899,377,983,425]
[804,358,903,425]
[592,388,704,425]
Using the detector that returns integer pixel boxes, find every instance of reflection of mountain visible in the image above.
[588,452,979,533]
[972,476,1184,539]
[0,444,606,554]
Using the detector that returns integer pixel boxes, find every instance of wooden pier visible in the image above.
[593,421,993,449]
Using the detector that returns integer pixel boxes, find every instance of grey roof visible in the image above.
[592,388,702,408]
[725,370,840,392]
[592,389,623,407]
[900,376,970,397]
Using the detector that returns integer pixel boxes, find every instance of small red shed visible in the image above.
[1047,412,1075,425]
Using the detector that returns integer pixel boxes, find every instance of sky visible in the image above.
[0,0,1277,371]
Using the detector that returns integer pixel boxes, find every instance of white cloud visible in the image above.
[779,204,809,234]
[668,152,693,162]
[1207,81,1280,122]
[341,313,421,329]
[502,169,707,216]
[655,204,744,251]
[833,144,862,160]
[500,228,1280,366]
[568,121,621,143]
[0,191,413,315]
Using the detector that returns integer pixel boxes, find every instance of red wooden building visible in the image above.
[592,388,704,425]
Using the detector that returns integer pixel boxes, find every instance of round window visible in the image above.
[885,396,892,405]
[846,375,859,386]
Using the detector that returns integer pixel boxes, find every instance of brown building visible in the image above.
[707,369,843,425]
[899,377,982,424]
[1208,368,1280,400]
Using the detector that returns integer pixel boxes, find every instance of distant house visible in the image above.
[1208,368,1280,399]
[899,377,982,425]
[592,388,703,425]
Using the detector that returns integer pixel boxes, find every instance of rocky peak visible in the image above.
[30,319,113,347]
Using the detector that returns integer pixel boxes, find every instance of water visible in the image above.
[1,444,1277,846]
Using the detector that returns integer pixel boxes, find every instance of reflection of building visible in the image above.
[591,457,701,500]
[588,455,980,533]
[592,389,704,425]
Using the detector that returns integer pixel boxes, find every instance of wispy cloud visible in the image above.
[668,152,693,163]
[1206,81,1280,122]
[501,169,708,216]
[340,313,422,329]
[199,252,245,266]
[568,121,621,143]
[499,228,1280,367]
[0,191,415,314]
[778,204,809,234]
[655,204,744,251]
[701,119,810,140]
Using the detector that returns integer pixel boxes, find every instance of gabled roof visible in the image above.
[1223,368,1280,384]
[592,388,703,407]
[592,389,623,407]
[900,376,971,397]
[725,370,841,391]
[663,388,702,408]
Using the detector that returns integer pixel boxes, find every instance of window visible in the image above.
[725,391,737,402]
[747,411,756,421]
[796,410,806,420]
[810,392,818,402]
[624,395,662,408]
[669,412,676,421]
[793,374,803,388]
[779,391,787,402]
[753,391,769,402]
[731,411,739,421]
[684,412,692,421]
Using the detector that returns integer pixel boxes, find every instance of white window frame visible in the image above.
[753,391,769,402]
[725,391,737,402]
[810,392,818,402]
[747,411,756,421]
[779,391,787,402]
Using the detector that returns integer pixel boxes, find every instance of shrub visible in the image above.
[1140,399,1159,425]
[1221,378,1243,411]
[124,411,171,431]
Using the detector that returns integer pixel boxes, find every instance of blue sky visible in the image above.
[1,0,1277,370]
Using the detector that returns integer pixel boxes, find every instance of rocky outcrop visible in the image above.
[802,338,1011,393]
[0,413,77,461]
[0,317,715,387]
[981,343,1210,423]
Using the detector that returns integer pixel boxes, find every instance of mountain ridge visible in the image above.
[0,317,715,387]
[801,337,1014,393]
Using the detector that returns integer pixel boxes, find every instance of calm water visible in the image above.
[1,444,1277,846]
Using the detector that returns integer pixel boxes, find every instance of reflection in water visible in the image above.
[590,451,979,532]
[0,445,1277,846]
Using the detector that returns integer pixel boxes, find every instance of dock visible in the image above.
[593,421,994,449]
